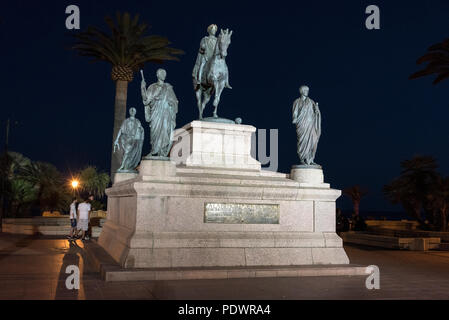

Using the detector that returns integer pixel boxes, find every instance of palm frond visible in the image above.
[71,11,184,73]
[79,166,110,198]
[409,38,449,84]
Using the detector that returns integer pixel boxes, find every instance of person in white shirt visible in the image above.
[68,198,78,240]
[75,198,91,240]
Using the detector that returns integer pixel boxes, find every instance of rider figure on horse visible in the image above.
[192,24,233,120]
[192,24,218,90]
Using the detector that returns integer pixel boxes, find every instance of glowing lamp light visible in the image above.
[71,180,79,189]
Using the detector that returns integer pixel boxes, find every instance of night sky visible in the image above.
[0,0,448,213]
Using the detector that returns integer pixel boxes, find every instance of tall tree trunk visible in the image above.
[111,80,129,176]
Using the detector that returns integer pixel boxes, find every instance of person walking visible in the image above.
[75,197,91,241]
[67,197,78,240]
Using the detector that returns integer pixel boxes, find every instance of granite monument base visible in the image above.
[113,172,138,184]
[98,121,349,272]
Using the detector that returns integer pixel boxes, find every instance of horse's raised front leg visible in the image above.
[195,88,203,119]
[213,81,225,118]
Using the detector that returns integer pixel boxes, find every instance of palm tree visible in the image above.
[409,38,449,84]
[427,176,449,231]
[9,179,38,217]
[5,153,37,217]
[71,12,184,174]
[343,185,368,217]
[0,152,34,218]
[383,155,439,223]
[1,153,73,216]
[22,161,71,214]
[79,166,110,198]
[6,152,32,177]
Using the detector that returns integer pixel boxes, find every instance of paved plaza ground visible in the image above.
[1,233,449,300]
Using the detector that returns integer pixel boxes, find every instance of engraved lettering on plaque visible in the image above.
[204,203,280,224]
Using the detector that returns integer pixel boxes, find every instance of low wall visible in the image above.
[367,226,449,242]
[341,231,441,251]
[365,220,419,231]
[1,217,104,237]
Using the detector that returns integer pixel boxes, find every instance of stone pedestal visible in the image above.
[172,120,261,171]
[290,166,329,188]
[139,159,176,179]
[113,172,138,184]
[98,121,349,271]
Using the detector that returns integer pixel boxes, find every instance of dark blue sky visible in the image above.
[0,0,448,213]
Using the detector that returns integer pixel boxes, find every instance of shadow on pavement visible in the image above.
[54,240,85,299]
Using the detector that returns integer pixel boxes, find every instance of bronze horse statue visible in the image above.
[194,28,233,120]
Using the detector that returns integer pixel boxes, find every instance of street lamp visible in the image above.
[71,180,79,189]
[70,179,80,197]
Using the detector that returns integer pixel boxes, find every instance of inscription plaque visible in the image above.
[204,203,280,224]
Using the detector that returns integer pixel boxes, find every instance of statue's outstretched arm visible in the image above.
[141,76,148,104]
[314,102,321,115]
[292,102,299,124]
[141,87,147,104]
[113,129,122,153]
